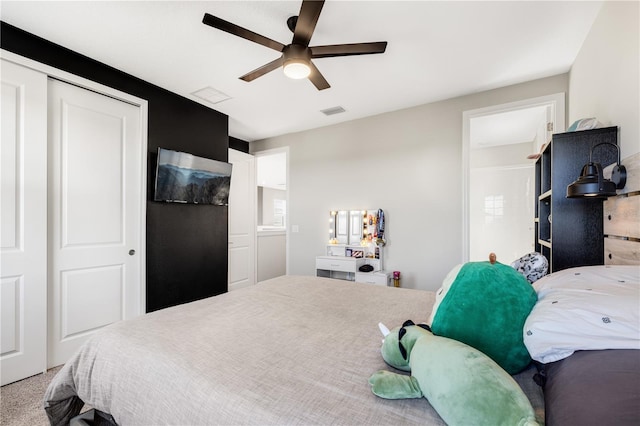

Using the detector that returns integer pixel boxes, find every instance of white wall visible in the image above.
[569,1,640,159]
[469,164,534,262]
[251,74,568,291]
[469,142,536,264]
[470,142,533,168]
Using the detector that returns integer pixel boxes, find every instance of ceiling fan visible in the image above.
[202,0,387,90]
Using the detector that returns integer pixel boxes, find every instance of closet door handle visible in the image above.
[129,249,136,256]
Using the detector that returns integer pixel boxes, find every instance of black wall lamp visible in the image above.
[566,141,626,198]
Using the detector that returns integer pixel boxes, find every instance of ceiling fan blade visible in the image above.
[239,56,284,82]
[292,0,325,46]
[203,13,285,52]
[311,42,388,58]
[307,61,330,91]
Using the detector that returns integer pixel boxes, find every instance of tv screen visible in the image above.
[154,148,232,205]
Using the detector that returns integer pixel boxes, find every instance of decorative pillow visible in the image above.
[430,261,538,374]
[511,252,548,284]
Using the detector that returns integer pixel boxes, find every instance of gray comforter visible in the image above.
[44,275,542,425]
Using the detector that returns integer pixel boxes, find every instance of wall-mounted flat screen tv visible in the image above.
[154,148,232,205]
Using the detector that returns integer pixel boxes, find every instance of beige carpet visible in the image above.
[1,366,62,426]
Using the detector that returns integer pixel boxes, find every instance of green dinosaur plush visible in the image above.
[369,321,539,426]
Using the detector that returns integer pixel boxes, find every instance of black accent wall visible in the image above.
[230,137,250,153]
[1,21,230,312]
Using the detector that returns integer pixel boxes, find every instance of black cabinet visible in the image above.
[534,127,618,272]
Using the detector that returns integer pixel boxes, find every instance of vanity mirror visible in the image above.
[330,210,349,244]
[349,210,365,245]
[329,209,383,245]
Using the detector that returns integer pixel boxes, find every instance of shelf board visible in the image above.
[538,190,552,201]
[538,239,552,248]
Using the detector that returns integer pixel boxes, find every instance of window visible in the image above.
[484,195,504,224]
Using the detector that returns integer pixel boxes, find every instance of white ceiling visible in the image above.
[0,1,603,143]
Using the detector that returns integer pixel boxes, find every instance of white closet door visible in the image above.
[1,60,48,385]
[48,79,143,367]
[228,149,256,290]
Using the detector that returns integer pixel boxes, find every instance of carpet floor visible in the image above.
[1,366,62,426]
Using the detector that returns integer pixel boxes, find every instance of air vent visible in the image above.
[192,87,231,105]
[320,106,346,116]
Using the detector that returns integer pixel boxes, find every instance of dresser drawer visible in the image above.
[355,271,389,286]
[316,256,360,273]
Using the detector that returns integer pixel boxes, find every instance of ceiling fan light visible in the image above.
[283,60,310,79]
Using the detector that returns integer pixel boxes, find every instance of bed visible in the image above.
[46,267,639,426]
[45,155,639,425]
[44,275,544,425]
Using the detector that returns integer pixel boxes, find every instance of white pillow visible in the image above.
[523,265,640,363]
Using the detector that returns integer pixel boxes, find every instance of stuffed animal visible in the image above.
[369,321,539,426]
[511,252,548,284]
[428,260,538,374]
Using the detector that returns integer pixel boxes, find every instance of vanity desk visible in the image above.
[316,209,389,286]
[315,244,388,285]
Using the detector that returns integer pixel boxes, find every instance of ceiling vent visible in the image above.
[320,106,346,116]
[192,87,231,105]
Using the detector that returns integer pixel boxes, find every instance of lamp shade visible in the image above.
[566,162,616,198]
[566,141,627,199]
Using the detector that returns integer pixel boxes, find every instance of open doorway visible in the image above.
[462,93,565,263]
[255,148,289,281]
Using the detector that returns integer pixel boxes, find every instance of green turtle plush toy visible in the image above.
[369,321,539,426]
[429,260,538,374]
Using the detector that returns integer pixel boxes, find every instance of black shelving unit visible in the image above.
[534,126,618,272]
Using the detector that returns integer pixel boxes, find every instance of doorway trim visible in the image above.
[1,49,148,314]
[461,92,565,263]
[252,146,290,275]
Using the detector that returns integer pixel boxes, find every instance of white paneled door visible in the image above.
[228,149,256,291]
[48,79,144,367]
[1,60,48,385]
